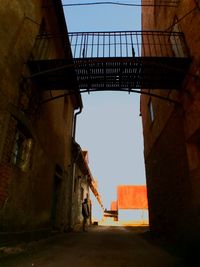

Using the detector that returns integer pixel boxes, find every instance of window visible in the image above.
[148,99,154,122]
[11,123,33,171]
[30,19,52,60]
[55,164,63,179]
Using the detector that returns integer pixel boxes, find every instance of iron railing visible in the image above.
[28,28,190,90]
[68,31,189,59]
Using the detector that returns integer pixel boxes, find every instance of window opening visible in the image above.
[55,164,63,179]
[11,123,33,171]
[148,99,154,122]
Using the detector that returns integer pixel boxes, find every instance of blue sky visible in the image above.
[62,0,146,209]
[63,1,141,32]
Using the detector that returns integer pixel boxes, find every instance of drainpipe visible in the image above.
[72,106,82,139]
[70,94,83,229]
[70,144,81,229]
[72,91,83,139]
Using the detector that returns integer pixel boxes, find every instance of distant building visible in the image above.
[110,201,118,211]
[72,142,104,229]
[111,185,149,224]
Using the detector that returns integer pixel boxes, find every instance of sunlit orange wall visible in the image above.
[117,186,148,209]
[110,201,118,211]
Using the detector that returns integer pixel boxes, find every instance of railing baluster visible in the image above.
[103,33,105,58]
[136,32,140,57]
[85,33,89,58]
[111,33,113,57]
[109,33,111,58]
[142,32,146,57]
[91,33,94,57]
[114,33,116,57]
[97,33,100,58]
[79,33,84,58]
[74,34,78,58]
[83,33,86,58]
[125,33,128,57]
[120,32,122,57]
[70,34,73,45]
[130,32,134,57]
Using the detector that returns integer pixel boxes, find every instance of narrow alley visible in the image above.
[0,1,200,267]
[0,226,189,267]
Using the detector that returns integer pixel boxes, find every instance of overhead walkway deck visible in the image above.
[28,31,191,91]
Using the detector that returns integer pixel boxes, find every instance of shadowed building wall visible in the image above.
[0,0,81,236]
[141,0,200,242]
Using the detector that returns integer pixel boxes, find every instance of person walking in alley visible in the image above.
[82,198,90,232]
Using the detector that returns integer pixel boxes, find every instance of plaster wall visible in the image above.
[0,0,78,232]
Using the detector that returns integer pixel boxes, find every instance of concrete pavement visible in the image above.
[0,226,188,267]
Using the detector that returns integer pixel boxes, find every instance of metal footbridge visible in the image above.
[28,30,191,91]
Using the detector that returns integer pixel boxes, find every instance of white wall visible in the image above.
[118,209,149,224]
[90,190,104,222]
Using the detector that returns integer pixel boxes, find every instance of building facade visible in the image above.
[117,185,149,224]
[0,0,82,236]
[110,185,148,224]
[141,0,200,242]
[72,143,104,230]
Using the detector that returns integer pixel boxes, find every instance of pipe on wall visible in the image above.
[70,101,83,229]
[72,105,83,139]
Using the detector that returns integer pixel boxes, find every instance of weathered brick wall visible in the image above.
[141,0,200,241]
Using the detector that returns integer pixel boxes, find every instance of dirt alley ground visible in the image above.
[0,226,193,267]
